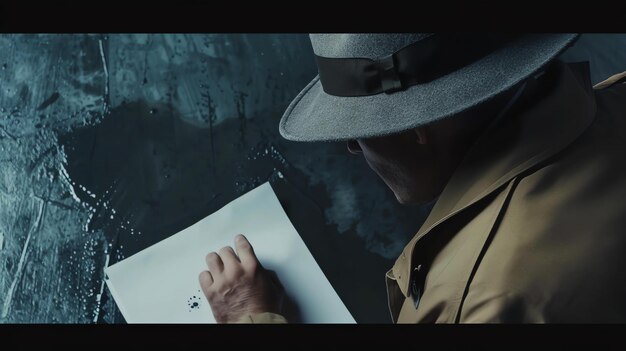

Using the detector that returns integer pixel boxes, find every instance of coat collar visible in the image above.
[391,60,598,297]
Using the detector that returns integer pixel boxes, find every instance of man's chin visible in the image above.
[393,190,436,206]
[393,192,419,206]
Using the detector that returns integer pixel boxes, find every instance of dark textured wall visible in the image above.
[0,34,624,323]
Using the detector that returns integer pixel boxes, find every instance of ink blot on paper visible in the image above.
[187,295,202,312]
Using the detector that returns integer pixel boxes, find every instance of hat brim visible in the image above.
[279,34,579,142]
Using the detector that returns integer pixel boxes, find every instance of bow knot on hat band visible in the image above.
[377,54,403,94]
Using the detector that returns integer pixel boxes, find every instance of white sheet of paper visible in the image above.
[104,182,355,323]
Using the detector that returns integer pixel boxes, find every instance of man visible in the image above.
[199,34,626,323]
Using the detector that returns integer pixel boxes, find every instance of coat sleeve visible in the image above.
[233,312,288,323]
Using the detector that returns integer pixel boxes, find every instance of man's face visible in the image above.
[348,128,451,205]
[344,80,530,206]
[347,93,517,205]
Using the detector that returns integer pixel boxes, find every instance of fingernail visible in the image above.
[236,234,245,242]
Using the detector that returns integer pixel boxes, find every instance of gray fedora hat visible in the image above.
[279,33,579,142]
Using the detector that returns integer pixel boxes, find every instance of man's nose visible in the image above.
[347,140,363,155]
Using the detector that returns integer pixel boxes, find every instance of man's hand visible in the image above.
[199,234,285,323]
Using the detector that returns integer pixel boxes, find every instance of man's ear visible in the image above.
[415,127,428,145]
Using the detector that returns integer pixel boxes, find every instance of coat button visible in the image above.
[411,264,423,309]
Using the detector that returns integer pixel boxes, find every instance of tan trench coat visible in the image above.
[246,60,626,323]
[387,60,626,323]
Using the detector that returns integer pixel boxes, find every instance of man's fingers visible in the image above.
[199,270,214,293]
[234,234,260,268]
[205,252,224,273]
[218,246,240,269]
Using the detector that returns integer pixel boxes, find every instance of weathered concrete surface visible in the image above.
[0,34,624,323]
